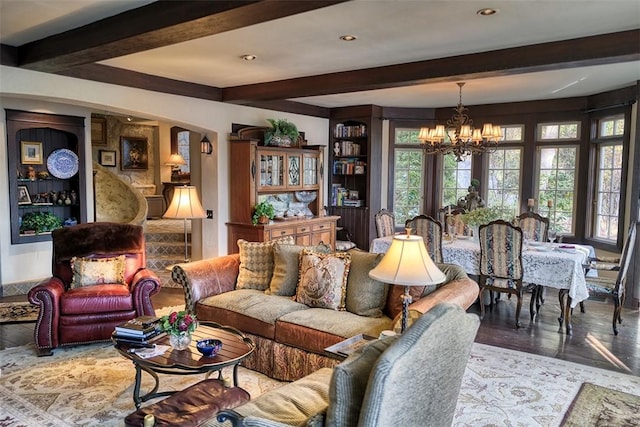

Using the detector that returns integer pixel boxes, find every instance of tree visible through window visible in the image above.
[487,148,522,218]
[393,128,423,226]
[442,155,471,207]
[537,146,577,234]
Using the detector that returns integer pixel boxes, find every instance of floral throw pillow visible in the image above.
[295,250,351,310]
[70,255,126,288]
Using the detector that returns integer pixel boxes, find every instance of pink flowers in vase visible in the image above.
[160,310,197,336]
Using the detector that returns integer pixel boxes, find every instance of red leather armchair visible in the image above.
[28,222,161,355]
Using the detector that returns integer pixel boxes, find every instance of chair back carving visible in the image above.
[405,215,443,263]
[479,220,523,280]
[514,212,549,242]
[375,209,396,238]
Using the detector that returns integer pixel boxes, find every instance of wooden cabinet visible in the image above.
[327,106,383,250]
[227,138,337,253]
[6,110,87,244]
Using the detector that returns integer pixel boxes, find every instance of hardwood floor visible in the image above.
[1,287,638,376]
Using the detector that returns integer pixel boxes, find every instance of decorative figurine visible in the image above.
[27,166,36,181]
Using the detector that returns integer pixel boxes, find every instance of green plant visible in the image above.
[265,119,299,145]
[160,310,197,336]
[252,201,275,225]
[461,206,508,227]
[20,211,62,234]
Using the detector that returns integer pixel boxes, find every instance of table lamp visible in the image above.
[369,230,446,332]
[163,185,206,262]
[165,153,187,181]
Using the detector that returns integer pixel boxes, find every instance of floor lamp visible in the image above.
[369,231,446,333]
[162,185,206,262]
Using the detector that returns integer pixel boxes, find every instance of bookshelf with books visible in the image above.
[328,106,382,250]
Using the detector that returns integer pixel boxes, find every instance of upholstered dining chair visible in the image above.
[28,222,161,355]
[438,205,468,236]
[478,220,526,328]
[405,214,444,263]
[514,211,550,315]
[375,209,396,238]
[583,223,637,335]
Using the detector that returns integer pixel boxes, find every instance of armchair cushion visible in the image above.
[60,284,133,315]
[345,249,388,317]
[326,335,398,427]
[70,255,126,288]
[295,251,351,310]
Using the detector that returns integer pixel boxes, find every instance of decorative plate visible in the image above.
[47,149,79,179]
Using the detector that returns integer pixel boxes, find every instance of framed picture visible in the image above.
[21,141,43,165]
[91,117,107,146]
[120,136,148,170]
[17,185,31,205]
[99,150,117,167]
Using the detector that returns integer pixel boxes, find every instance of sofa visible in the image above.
[172,240,479,381]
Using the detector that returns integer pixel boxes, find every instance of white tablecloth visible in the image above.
[370,236,593,307]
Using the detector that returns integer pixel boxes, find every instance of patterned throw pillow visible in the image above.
[267,242,332,296]
[236,239,276,290]
[70,255,126,288]
[295,250,351,310]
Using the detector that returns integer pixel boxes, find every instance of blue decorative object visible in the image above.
[196,339,222,357]
[47,149,79,179]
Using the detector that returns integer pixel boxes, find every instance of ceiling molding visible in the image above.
[17,0,348,73]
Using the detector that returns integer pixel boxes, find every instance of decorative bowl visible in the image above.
[196,339,223,357]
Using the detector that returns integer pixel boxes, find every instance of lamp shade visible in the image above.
[165,153,187,166]
[163,186,206,219]
[369,235,446,286]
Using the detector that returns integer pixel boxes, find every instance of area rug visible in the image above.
[0,301,38,323]
[560,382,640,426]
[1,312,639,426]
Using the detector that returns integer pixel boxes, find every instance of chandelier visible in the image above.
[418,82,502,161]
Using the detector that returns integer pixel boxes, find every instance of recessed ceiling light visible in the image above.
[339,35,357,42]
[477,8,498,16]
[241,54,257,61]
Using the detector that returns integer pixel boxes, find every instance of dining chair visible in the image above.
[478,220,526,328]
[405,214,443,263]
[513,211,550,315]
[375,209,396,238]
[438,205,468,236]
[583,224,637,335]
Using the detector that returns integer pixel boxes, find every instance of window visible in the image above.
[442,154,472,207]
[536,146,578,234]
[393,128,423,226]
[486,148,522,218]
[592,115,625,242]
[538,122,580,140]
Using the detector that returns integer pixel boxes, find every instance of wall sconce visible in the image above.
[201,135,212,155]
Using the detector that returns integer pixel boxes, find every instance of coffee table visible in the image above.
[114,321,255,408]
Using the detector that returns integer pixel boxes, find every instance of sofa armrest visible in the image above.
[392,278,479,330]
[172,254,240,313]
[130,268,162,316]
[28,277,66,351]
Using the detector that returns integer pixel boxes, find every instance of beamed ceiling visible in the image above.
[1,0,639,117]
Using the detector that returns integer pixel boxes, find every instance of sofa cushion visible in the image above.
[196,290,309,339]
[60,284,133,315]
[70,255,126,288]
[296,250,351,310]
[326,335,398,427]
[236,239,275,291]
[345,249,388,317]
[267,242,332,297]
[276,308,392,353]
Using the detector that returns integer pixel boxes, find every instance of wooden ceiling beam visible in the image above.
[18,0,348,73]
[222,30,640,102]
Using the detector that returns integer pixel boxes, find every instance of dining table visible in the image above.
[370,235,595,334]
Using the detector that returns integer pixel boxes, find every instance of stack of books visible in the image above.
[112,316,165,345]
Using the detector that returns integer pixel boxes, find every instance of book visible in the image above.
[112,330,166,346]
[114,316,161,336]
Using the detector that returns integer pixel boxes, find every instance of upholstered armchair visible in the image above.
[28,222,161,355]
[216,303,480,427]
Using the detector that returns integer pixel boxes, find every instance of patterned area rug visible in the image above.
[1,315,639,426]
[0,301,38,323]
[560,382,640,426]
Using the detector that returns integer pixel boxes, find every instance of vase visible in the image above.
[169,333,192,350]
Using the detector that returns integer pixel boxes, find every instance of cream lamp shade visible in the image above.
[369,234,446,332]
[164,153,187,166]
[163,185,206,262]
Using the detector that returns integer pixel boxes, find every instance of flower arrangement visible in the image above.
[461,206,509,227]
[160,310,197,336]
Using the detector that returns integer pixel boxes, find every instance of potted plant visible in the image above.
[264,119,300,147]
[19,211,63,235]
[252,201,275,225]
